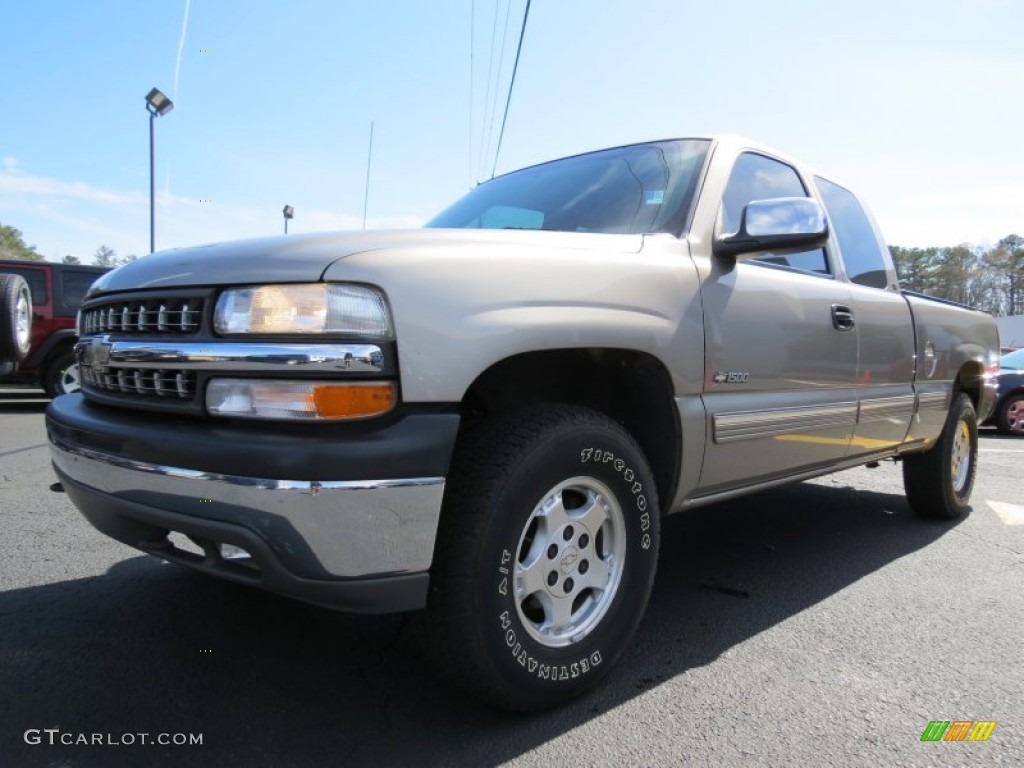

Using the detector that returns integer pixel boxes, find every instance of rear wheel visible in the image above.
[428,405,660,711]
[995,393,1024,436]
[43,350,80,398]
[0,274,33,363]
[903,392,977,520]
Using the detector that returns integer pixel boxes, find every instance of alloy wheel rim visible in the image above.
[60,363,81,394]
[950,420,971,493]
[513,476,626,648]
[15,291,31,350]
[1007,400,1024,434]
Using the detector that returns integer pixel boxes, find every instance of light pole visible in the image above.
[283,205,294,234]
[145,87,174,253]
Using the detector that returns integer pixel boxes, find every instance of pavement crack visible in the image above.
[697,579,750,599]
[0,443,47,458]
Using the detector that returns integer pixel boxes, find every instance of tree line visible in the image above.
[0,223,136,267]
[890,235,1024,317]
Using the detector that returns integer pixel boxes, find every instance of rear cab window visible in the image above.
[814,177,892,289]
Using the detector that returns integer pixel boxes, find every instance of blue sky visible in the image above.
[1,0,1022,263]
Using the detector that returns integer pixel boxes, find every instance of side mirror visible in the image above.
[713,197,829,260]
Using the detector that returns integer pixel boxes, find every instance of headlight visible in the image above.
[214,283,393,338]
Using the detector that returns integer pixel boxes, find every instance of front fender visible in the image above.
[322,236,704,403]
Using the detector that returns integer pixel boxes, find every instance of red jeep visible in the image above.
[0,260,110,397]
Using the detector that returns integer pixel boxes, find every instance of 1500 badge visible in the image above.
[713,370,750,384]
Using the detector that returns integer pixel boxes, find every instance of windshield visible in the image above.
[1001,348,1024,370]
[427,140,711,236]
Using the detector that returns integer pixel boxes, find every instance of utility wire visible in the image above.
[491,0,530,178]
[475,0,502,181]
[482,0,514,181]
[469,0,475,188]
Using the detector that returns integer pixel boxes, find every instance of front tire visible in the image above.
[43,350,80,398]
[428,405,660,711]
[903,392,978,519]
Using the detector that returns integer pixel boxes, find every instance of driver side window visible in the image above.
[721,153,829,275]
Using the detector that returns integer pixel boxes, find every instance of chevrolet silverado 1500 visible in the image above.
[47,136,1000,710]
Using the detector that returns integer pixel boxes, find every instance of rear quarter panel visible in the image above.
[903,293,999,442]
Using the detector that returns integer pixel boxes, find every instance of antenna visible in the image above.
[363,120,374,230]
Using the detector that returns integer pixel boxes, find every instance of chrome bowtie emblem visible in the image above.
[559,547,579,574]
[83,336,113,368]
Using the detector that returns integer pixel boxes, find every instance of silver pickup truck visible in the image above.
[47,135,999,710]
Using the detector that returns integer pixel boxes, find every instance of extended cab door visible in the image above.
[813,177,916,453]
[693,151,859,495]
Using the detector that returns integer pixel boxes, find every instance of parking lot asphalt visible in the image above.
[1,388,1022,767]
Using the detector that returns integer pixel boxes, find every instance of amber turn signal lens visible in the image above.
[311,383,395,419]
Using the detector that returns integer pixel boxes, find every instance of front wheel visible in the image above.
[903,392,978,519]
[43,350,81,398]
[428,405,660,711]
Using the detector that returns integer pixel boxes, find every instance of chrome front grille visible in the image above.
[80,365,196,399]
[82,298,203,335]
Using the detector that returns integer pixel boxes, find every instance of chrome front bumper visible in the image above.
[47,395,460,613]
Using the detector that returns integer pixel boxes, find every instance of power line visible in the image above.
[469,0,475,188]
[482,0,514,181]
[475,0,502,181]
[491,0,530,179]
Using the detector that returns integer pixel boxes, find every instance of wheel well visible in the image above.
[955,360,985,412]
[47,341,75,364]
[459,349,679,513]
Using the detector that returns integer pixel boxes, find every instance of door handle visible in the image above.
[831,304,855,331]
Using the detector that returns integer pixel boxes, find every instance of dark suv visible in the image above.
[0,260,109,397]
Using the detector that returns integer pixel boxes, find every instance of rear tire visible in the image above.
[0,274,33,363]
[995,393,1024,436]
[428,405,660,711]
[903,392,977,520]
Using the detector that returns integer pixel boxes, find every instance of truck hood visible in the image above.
[87,229,644,296]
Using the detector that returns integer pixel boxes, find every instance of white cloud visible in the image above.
[0,162,420,260]
[0,166,133,204]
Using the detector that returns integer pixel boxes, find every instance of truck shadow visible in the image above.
[0,479,957,767]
